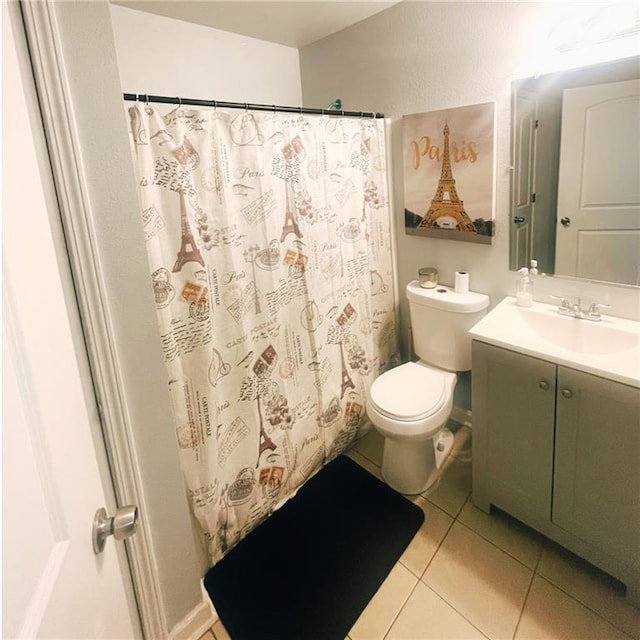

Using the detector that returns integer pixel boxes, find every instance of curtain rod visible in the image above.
[122,93,384,119]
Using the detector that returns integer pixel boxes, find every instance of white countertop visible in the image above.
[469,296,640,388]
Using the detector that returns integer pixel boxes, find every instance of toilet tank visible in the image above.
[407,280,490,371]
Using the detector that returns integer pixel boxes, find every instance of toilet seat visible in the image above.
[369,362,448,421]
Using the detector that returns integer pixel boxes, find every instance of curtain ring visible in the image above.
[245,103,249,112]
[273,104,277,113]
[212,99,217,110]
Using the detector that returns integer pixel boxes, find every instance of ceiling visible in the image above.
[112,1,401,48]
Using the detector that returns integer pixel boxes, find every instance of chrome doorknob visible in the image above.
[538,380,550,390]
[560,217,571,227]
[92,505,139,554]
[561,389,573,399]
[513,216,526,224]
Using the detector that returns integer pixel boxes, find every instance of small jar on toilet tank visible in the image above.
[418,267,438,289]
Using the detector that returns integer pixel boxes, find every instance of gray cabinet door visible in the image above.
[553,367,640,569]
[472,341,556,519]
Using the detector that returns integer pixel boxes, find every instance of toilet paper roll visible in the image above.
[454,270,469,294]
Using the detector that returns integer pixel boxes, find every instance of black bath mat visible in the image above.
[204,455,424,640]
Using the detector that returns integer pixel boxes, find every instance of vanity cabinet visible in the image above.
[472,340,640,604]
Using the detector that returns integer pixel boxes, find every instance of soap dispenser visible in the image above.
[516,267,533,307]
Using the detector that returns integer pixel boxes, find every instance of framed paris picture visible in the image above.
[403,102,495,244]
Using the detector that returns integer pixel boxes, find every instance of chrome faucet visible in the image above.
[584,301,612,321]
[550,295,611,321]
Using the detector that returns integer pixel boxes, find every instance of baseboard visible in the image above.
[451,406,472,428]
[169,583,217,640]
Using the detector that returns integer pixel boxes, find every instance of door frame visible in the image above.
[14,1,204,636]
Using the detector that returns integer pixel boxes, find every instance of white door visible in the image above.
[555,79,640,285]
[2,8,140,638]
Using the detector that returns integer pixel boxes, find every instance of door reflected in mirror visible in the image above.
[509,56,640,286]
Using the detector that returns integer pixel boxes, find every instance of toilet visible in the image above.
[367,280,489,494]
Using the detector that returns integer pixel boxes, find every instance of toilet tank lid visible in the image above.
[406,281,490,313]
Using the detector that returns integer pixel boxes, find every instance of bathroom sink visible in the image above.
[517,306,638,355]
[469,297,640,387]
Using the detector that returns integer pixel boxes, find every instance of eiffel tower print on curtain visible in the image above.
[173,189,205,272]
[280,183,303,242]
[402,102,495,245]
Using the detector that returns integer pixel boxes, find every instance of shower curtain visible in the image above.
[128,102,398,564]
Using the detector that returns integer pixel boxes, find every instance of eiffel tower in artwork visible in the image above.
[280,185,303,242]
[173,190,205,272]
[418,122,477,233]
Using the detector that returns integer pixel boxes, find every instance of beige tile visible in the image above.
[423,521,533,639]
[198,632,215,640]
[351,428,385,466]
[349,562,418,640]
[399,495,453,577]
[537,542,640,639]
[345,448,383,481]
[211,620,231,640]
[421,456,471,518]
[457,499,545,570]
[386,581,487,639]
[516,575,633,640]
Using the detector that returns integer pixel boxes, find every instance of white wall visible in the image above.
[110,4,302,105]
[300,1,640,355]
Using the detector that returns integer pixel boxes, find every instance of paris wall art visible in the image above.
[403,102,495,244]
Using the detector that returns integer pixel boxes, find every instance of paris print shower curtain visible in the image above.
[127,103,397,565]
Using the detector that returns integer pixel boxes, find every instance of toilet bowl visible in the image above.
[366,280,490,495]
[367,361,457,494]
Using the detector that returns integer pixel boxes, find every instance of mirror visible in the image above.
[509,56,640,286]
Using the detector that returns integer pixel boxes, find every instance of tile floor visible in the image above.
[200,424,639,640]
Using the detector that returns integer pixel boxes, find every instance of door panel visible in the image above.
[2,327,60,636]
[555,79,640,285]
